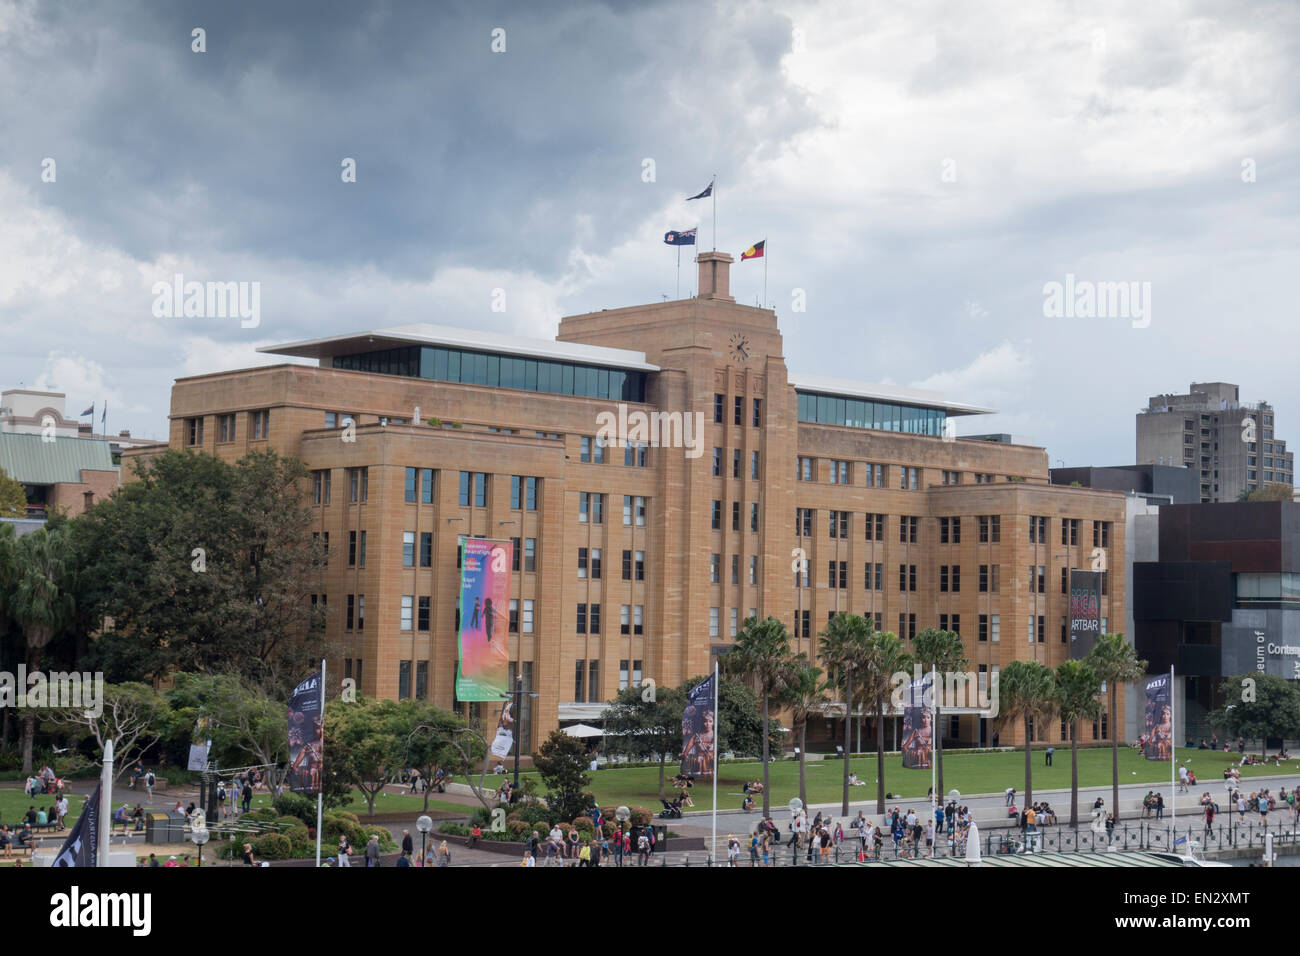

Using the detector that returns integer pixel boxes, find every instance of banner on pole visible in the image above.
[1143,674,1172,761]
[455,537,514,701]
[288,671,324,795]
[681,675,716,776]
[1068,570,1104,659]
[901,675,934,770]
[52,782,100,867]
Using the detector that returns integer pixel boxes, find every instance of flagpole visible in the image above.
[98,738,113,867]
[1169,664,1175,849]
[763,237,768,309]
[316,657,325,867]
[712,173,717,251]
[931,666,937,858]
[676,245,681,300]
[711,660,719,865]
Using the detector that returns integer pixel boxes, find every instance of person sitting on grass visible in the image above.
[742,794,754,813]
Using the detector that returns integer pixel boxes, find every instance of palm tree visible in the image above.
[819,613,874,816]
[775,656,825,811]
[860,629,911,814]
[1055,660,1103,828]
[725,615,794,816]
[7,526,76,773]
[912,627,967,798]
[1087,633,1148,824]
[997,659,1056,811]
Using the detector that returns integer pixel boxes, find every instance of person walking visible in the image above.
[727,834,740,866]
[1155,792,1165,821]
[401,829,414,858]
[1045,747,1054,767]
[338,834,352,867]
[364,834,381,867]
[1204,800,1215,837]
[437,841,451,867]
[637,830,651,866]
[241,782,252,815]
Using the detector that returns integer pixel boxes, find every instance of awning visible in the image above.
[562,723,605,738]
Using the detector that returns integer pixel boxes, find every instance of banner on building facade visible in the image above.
[52,783,100,867]
[288,671,324,795]
[1143,674,1172,761]
[1069,570,1104,659]
[455,537,514,702]
[901,674,934,770]
[680,675,716,776]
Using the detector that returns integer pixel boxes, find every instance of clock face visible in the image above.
[729,332,751,363]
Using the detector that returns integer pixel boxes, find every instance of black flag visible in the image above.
[52,783,100,867]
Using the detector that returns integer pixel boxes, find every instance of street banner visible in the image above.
[455,538,514,701]
[680,675,716,776]
[1068,570,1103,659]
[52,783,100,867]
[1144,674,1172,761]
[288,671,324,795]
[901,675,933,770]
[491,698,515,758]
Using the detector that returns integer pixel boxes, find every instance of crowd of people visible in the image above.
[516,824,656,867]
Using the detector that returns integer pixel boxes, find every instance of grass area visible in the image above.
[0,789,86,829]
[454,748,1300,810]
[343,790,475,816]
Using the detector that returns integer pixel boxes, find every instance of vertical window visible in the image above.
[730,608,739,637]
[578,547,589,579]
[416,661,428,699]
[731,501,740,531]
[525,538,536,572]
[421,468,433,503]
[734,395,743,425]
[577,603,587,634]
[313,470,331,505]
[749,555,758,585]
[523,599,534,633]
[750,502,759,532]
[403,531,415,567]
[405,467,417,502]
[420,532,432,567]
[418,597,430,631]
[753,398,762,427]
[710,554,720,583]
[400,596,413,631]
[712,500,721,530]
[709,607,719,637]
[714,394,724,424]
[398,661,411,700]
[713,448,722,477]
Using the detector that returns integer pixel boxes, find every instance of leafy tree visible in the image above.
[913,627,967,799]
[391,700,478,812]
[2,524,76,772]
[1086,633,1147,822]
[0,467,26,518]
[1246,483,1294,502]
[1055,660,1103,827]
[724,615,794,816]
[74,449,327,690]
[775,656,824,810]
[600,683,685,797]
[533,729,591,822]
[997,660,1056,810]
[862,629,911,814]
[45,682,170,783]
[714,677,764,759]
[323,696,400,816]
[1211,674,1300,756]
[820,613,874,816]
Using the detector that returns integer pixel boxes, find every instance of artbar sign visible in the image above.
[1069,570,1103,659]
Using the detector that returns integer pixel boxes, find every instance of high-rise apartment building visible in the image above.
[1137,382,1293,503]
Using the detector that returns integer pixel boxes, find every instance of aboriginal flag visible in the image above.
[740,240,765,261]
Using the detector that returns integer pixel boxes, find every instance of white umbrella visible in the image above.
[965,821,981,866]
[562,723,605,738]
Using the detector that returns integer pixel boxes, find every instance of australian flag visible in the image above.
[687,179,713,201]
[664,228,697,246]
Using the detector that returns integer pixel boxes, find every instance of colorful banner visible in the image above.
[288,671,324,795]
[680,675,716,776]
[52,782,100,867]
[901,675,933,770]
[1068,570,1103,659]
[455,538,514,701]
[1143,674,1172,761]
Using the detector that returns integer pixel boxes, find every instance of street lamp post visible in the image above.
[416,814,433,866]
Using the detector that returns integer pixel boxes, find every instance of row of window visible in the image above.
[184,410,271,447]
[712,500,761,532]
[785,609,1109,646]
[710,553,762,585]
[712,447,762,479]
[797,512,1007,544]
[793,562,1104,596]
[578,493,647,526]
[713,395,763,427]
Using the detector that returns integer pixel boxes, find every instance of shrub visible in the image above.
[571,815,594,831]
[243,808,277,824]
[322,811,366,849]
[273,792,316,825]
[364,826,397,851]
[628,806,652,826]
[255,833,293,860]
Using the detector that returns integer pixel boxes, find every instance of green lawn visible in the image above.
[453,749,1300,811]
[0,789,86,829]
[344,790,475,816]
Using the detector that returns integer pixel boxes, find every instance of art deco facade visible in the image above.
[135,252,1127,751]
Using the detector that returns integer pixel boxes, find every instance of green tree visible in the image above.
[1210,674,1300,757]
[74,449,327,690]
[819,613,874,816]
[1086,633,1148,823]
[601,682,686,797]
[1055,660,1103,827]
[3,524,76,773]
[533,729,591,822]
[913,627,967,799]
[323,696,400,816]
[997,659,1056,811]
[724,615,794,816]
[1246,483,1294,502]
[775,656,824,810]
[0,467,26,518]
[392,700,478,812]
[861,629,912,814]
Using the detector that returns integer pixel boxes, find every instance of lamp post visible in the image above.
[416,814,433,866]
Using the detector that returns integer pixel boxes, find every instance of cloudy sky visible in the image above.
[2,0,1298,463]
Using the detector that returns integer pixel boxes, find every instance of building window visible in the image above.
[185,417,204,446]
[218,413,235,443]
[400,596,413,631]
[900,516,918,544]
[830,460,850,484]
[732,501,741,531]
[899,466,918,490]
[357,594,365,631]
[991,615,1000,642]
[1062,518,1079,546]
[511,475,539,510]
[732,448,742,478]
[712,500,721,530]
[864,513,884,540]
[731,554,740,585]
[251,409,270,440]
[979,564,999,592]
[349,467,369,503]
[734,395,743,426]
[753,398,762,427]
[1029,515,1046,543]
[712,447,722,477]
[709,607,720,637]
[714,394,724,424]
[625,442,648,467]
[403,531,415,567]
[797,508,813,537]
[418,596,430,631]
[750,502,759,532]
[749,555,758,585]
[312,469,331,505]
[797,457,814,481]
[710,553,720,584]
[634,605,644,635]
[524,538,536,573]
[523,599,534,633]
[420,532,432,567]
[577,603,587,634]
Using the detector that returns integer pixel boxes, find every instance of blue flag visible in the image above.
[664,228,697,246]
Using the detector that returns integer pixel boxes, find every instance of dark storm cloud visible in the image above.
[1,0,817,277]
